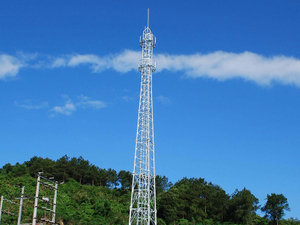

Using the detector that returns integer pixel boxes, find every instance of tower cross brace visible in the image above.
[129,10,157,225]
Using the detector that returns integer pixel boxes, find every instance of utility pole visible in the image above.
[129,9,157,225]
[32,172,58,225]
[0,185,25,225]
[0,196,3,223]
[32,172,41,225]
[17,186,25,225]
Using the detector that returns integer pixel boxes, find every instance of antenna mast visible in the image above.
[129,9,157,225]
[147,8,149,28]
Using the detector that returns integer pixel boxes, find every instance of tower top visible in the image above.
[147,8,150,28]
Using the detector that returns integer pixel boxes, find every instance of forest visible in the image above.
[0,155,298,225]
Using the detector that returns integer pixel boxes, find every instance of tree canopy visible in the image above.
[0,156,298,225]
[261,193,290,225]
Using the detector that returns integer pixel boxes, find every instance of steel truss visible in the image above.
[129,10,157,225]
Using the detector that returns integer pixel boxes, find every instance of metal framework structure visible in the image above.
[0,185,25,225]
[129,9,157,225]
[32,172,58,225]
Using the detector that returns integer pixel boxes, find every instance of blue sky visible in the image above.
[1,0,300,219]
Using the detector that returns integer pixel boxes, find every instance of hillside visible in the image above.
[0,156,298,225]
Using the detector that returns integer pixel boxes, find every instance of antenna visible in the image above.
[147,8,149,28]
[129,9,157,225]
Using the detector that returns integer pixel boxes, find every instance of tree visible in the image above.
[2,163,13,174]
[55,155,70,181]
[86,165,100,186]
[24,156,46,176]
[261,193,290,225]
[157,187,180,224]
[156,175,173,196]
[228,188,259,224]
[107,168,118,188]
[77,156,90,184]
[9,163,29,177]
[118,170,132,190]
[98,168,109,187]
[208,184,230,223]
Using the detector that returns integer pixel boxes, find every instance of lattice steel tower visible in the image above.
[129,9,157,225]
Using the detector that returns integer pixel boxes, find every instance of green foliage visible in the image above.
[261,193,290,225]
[156,175,173,196]
[281,218,300,225]
[118,170,132,190]
[252,214,270,225]
[0,173,36,224]
[22,155,127,189]
[228,188,259,224]
[179,218,191,224]
[0,156,298,225]
[157,177,231,224]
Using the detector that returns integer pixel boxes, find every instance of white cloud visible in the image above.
[66,50,140,73]
[51,58,67,68]
[121,95,135,101]
[77,95,107,109]
[14,100,49,109]
[156,95,171,105]
[51,102,76,116]
[50,95,76,116]
[155,51,300,86]
[68,54,106,72]
[2,50,300,87]
[50,95,106,116]
[0,54,24,79]
[110,50,140,73]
